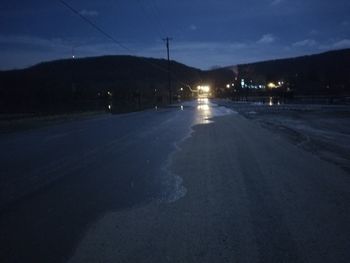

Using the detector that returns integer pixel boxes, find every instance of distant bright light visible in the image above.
[180,87,184,91]
[108,105,111,110]
[268,82,277,88]
[226,84,230,88]
[181,105,184,110]
[198,85,210,92]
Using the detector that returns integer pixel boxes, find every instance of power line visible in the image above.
[136,0,166,39]
[59,1,166,72]
[59,0,192,93]
[149,0,168,37]
[59,0,132,52]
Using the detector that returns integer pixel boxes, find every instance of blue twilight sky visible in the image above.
[0,0,350,70]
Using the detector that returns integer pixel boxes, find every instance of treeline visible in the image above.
[3,48,345,115]
[0,55,207,114]
[236,48,350,97]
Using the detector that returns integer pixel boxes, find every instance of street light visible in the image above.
[268,82,277,89]
[198,85,210,93]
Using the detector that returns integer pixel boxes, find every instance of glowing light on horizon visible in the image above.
[268,82,277,88]
[197,85,210,93]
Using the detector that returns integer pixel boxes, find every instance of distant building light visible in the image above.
[198,85,210,92]
[108,105,112,110]
[226,84,230,88]
[268,82,277,89]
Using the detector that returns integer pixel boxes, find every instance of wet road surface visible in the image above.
[1,99,350,262]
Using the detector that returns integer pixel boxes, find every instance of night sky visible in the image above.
[1,0,350,70]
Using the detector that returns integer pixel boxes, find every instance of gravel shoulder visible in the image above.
[215,100,350,174]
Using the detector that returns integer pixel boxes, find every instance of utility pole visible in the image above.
[163,37,172,104]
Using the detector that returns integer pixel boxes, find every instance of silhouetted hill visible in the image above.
[0,56,206,114]
[3,49,347,114]
[233,49,350,96]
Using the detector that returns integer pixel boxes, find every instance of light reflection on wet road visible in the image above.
[68,99,350,263]
[0,99,232,263]
[2,99,350,263]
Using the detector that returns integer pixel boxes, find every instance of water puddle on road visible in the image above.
[158,99,236,203]
[195,98,236,125]
[158,138,188,203]
[159,171,187,203]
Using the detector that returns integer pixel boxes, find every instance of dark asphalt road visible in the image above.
[1,100,350,263]
[0,104,202,262]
